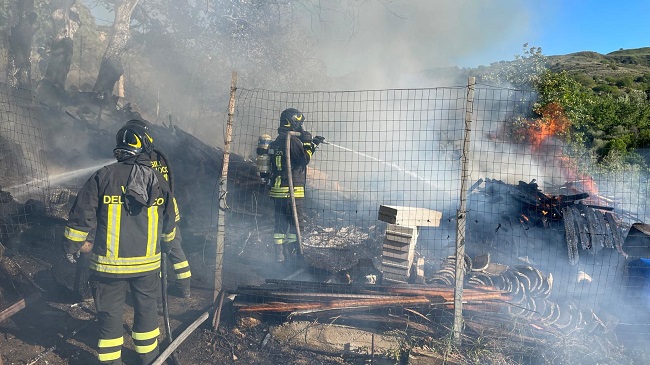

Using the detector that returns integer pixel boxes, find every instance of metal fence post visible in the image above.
[453,76,475,345]
[213,71,237,316]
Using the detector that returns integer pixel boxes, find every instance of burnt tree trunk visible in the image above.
[7,0,39,89]
[92,0,139,99]
[36,0,80,104]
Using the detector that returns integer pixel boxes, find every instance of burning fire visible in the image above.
[526,102,570,151]
[506,103,603,201]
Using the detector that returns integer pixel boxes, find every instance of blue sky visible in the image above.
[528,0,649,55]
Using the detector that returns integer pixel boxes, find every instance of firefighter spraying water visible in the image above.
[255,109,325,263]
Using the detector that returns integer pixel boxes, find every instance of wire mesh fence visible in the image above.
[225,80,650,361]
[0,82,49,244]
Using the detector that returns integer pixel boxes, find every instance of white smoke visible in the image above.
[301,0,533,88]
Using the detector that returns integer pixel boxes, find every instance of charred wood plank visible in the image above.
[468,178,484,194]
[0,256,42,293]
[580,205,605,254]
[595,210,614,249]
[605,212,624,254]
[570,206,591,251]
[233,289,399,302]
[562,207,579,265]
[556,193,590,206]
[510,190,538,207]
[0,292,41,323]
[262,279,391,294]
[236,296,431,313]
[385,286,510,302]
[585,204,614,211]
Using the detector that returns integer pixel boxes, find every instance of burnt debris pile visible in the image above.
[469,178,627,265]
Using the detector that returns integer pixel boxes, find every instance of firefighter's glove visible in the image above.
[63,241,93,264]
[312,136,325,146]
[66,252,80,264]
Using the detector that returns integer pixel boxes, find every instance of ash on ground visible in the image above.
[302,225,380,273]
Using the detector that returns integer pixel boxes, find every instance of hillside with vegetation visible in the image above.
[468,46,650,170]
[547,47,650,95]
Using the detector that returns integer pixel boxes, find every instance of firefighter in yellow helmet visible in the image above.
[268,108,319,262]
[63,122,176,365]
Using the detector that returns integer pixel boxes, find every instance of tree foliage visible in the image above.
[476,43,547,88]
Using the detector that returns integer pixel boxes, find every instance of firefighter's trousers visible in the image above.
[90,272,160,365]
[167,229,191,289]
[273,197,304,246]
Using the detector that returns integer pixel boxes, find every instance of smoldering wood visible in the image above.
[233,279,512,321]
[235,288,400,301]
[384,286,510,302]
[236,285,508,304]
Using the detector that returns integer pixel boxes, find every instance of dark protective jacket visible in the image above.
[63,154,176,278]
[150,149,180,222]
[149,149,191,281]
[269,129,315,199]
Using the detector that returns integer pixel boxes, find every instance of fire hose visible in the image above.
[283,132,327,257]
[286,131,304,256]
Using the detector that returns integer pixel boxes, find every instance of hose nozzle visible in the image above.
[313,135,327,146]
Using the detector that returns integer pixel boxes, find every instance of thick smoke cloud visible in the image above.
[301,0,532,88]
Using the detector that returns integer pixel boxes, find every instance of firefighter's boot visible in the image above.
[274,244,285,262]
[288,242,299,257]
[177,278,191,299]
[288,242,303,267]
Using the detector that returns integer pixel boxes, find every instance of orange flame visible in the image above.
[527,102,570,151]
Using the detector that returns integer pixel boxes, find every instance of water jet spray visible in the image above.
[3,160,115,194]
[318,139,438,188]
